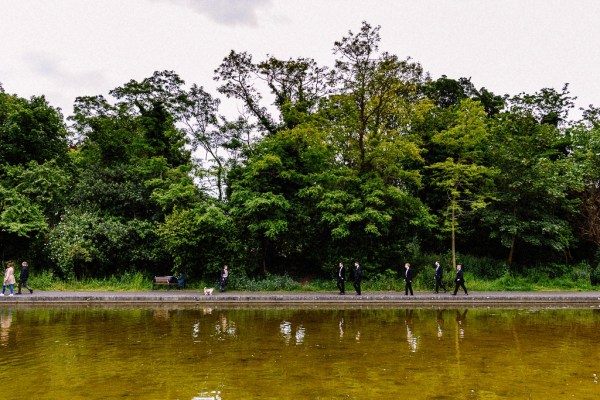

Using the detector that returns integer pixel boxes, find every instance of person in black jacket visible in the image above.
[337,262,346,295]
[434,261,447,294]
[353,261,362,296]
[17,261,33,295]
[404,263,414,296]
[219,265,229,292]
[452,264,468,295]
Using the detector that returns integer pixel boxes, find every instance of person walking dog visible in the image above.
[219,265,229,292]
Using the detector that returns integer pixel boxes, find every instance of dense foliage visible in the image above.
[1,22,599,285]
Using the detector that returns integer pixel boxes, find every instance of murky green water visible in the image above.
[1,304,599,399]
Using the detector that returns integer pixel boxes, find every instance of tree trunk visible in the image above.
[508,233,516,266]
[451,201,456,269]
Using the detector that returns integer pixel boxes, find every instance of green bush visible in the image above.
[591,267,600,286]
[29,270,56,290]
[367,269,403,291]
[571,262,591,283]
[455,254,509,279]
[228,271,301,291]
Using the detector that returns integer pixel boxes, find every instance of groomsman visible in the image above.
[353,261,362,295]
[404,263,414,296]
[434,261,447,294]
[452,264,468,295]
[337,262,346,295]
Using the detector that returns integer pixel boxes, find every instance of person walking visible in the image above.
[337,262,346,295]
[353,261,362,296]
[404,263,414,296]
[17,261,33,294]
[452,264,468,295]
[1,262,16,296]
[434,261,447,294]
[219,265,229,292]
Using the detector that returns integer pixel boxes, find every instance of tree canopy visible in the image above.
[1,21,597,282]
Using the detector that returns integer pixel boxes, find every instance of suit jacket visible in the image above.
[405,268,413,282]
[435,264,443,279]
[354,266,362,283]
[338,266,345,281]
[456,269,464,283]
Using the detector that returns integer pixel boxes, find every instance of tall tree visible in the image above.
[570,106,600,248]
[427,98,497,268]
[329,21,426,173]
[0,92,69,166]
[0,91,69,261]
[50,72,198,277]
[480,88,582,265]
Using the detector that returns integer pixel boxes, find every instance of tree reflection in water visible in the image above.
[1,306,599,399]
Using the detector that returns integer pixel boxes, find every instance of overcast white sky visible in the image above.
[1,0,599,120]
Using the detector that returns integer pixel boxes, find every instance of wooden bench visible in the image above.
[152,276,180,290]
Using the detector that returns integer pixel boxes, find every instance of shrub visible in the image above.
[571,262,591,284]
[227,270,301,291]
[591,267,600,286]
[29,270,56,290]
[455,254,508,279]
[367,269,402,291]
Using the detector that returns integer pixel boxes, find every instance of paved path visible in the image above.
[1,290,600,305]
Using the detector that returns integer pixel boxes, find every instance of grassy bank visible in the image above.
[25,269,597,292]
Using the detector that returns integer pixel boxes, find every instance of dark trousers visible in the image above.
[453,280,468,295]
[405,281,413,295]
[219,278,227,292]
[337,279,345,294]
[18,281,32,293]
[435,277,447,293]
[353,280,361,295]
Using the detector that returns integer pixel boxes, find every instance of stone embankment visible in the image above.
[1,290,600,306]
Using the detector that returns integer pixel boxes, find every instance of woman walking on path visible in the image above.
[1,262,16,296]
[452,264,468,295]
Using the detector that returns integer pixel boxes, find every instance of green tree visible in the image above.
[52,71,198,277]
[227,126,334,274]
[427,98,497,268]
[480,88,582,266]
[570,106,600,248]
[0,91,70,262]
[214,51,331,135]
[0,92,69,166]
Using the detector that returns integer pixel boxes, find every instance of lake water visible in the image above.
[0,304,599,399]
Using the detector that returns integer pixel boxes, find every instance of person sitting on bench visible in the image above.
[177,272,185,289]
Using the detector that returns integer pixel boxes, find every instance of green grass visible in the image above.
[26,269,597,292]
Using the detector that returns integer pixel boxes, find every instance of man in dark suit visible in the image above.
[434,261,447,294]
[452,264,468,295]
[353,261,362,295]
[337,262,346,295]
[404,263,414,296]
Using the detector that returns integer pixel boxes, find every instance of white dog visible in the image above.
[203,287,214,296]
